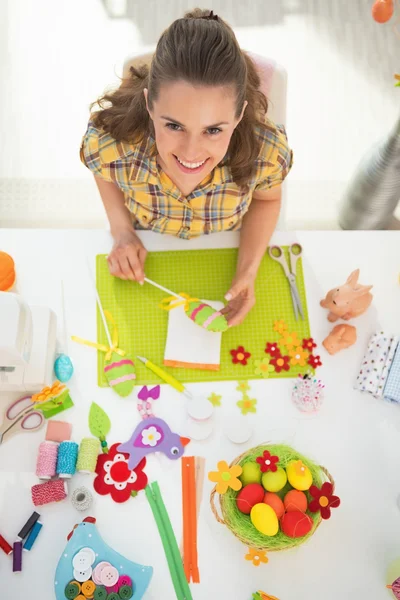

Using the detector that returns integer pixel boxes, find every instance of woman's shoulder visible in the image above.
[254,117,291,166]
[81,116,146,165]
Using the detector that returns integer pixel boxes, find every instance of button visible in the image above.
[106,595,120,600]
[75,596,86,600]
[105,584,119,594]
[100,565,119,587]
[142,215,148,222]
[73,567,93,582]
[73,550,95,571]
[183,226,190,232]
[228,220,235,227]
[80,547,96,565]
[117,576,132,588]
[81,580,96,598]
[92,562,111,585]
[119,585,134,599]
[93,587,107,600]
[65,581,81,599]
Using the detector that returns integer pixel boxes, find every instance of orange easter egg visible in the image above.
[372,0,394,23]
[0,251,16,291]
[263,492,285,519]
[284,490,308,513]
[281,511,313,538]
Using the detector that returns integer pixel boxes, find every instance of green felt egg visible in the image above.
[186,301,229,332]
[239,462,262,486]
[261,467,287,492]
[103,352,136,397]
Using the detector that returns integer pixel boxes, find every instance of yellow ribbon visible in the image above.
[71,310,126,361]
[159,293,200,312]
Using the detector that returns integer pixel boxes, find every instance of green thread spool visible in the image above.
[76,437,100,473]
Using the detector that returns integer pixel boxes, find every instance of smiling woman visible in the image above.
[80,8,293,327]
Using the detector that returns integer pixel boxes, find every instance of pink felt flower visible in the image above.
[308,482,340,520]
[94,443,147,503]
[308,354,323,368]
[270,355,290,373]
[265,342,281,358]
[231,346,251,366]
[256,450,279,473]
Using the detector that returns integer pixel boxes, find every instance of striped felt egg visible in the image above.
[104,352,136,397]
[185,301,229,332]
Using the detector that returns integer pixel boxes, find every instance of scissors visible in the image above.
[0,395,45,444]
[268,243,304,321]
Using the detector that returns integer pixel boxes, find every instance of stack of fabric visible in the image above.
[354,332,400,403]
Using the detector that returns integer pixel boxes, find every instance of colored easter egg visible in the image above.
[284,490,308,513]
[281,510,313,538]
[261,467,287,492]
[0,251,16,291]
[240,462,262,486]
[104,352,136,397]
[372,0,394,23]
[236,484,265,515]
[263,492,285,519]
[286,460,313,491]
[54,354,74,383]
[250,503,279,536]
[186,300,229,332]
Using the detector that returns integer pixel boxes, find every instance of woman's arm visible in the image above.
[94,176,147,282]
[223,186,282,326]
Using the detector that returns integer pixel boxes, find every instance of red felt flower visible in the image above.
[302,338,317,351]
[256,450,279,473]
[308,354,323,368]
[265,342,281,358]
[270,354,290,373]
[93,443,148,503]
[230,346,251,366]
[309,482,340,519]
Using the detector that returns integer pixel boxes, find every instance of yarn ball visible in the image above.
[372,0,394,23]
[186,300,229,332]
[76,438,100,474]
[104,352,136,397]
[56,441,79,478]
[31,479,68,507]
[263,492,285,519]
[284,490,308,513]
[0,251,16,291]
[36,441,59,479]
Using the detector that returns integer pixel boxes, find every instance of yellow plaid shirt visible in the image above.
[80,117,293,239]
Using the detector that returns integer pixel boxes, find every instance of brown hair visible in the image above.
[92,8,268,188]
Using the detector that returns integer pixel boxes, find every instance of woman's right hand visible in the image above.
[107,229,148,283]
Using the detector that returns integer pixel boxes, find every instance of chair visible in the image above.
[123,51,288,228]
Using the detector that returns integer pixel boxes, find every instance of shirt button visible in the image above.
[183,226,190,232]
[119,585,134,599]
[100,565,119,587]
[81,580,96,597]
[118,575,132,588]
[142,215,148,221]
[65,581,81,599]
[92,562,111,585]
[72,550,94,571]
[73,567,92,582]
[229,220,235,227]
[93,587,107,600]
[105,594,120,600]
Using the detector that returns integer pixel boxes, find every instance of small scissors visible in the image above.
[268,243,304,321]
[0,395,45,444]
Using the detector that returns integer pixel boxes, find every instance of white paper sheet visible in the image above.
[163,300,223,370]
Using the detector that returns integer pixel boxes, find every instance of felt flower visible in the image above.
[256,450,279,473]
[293,460,307,476]
[280,331,301,351]
[302,338,317,351]
[253,593,280,600]
[208,392,222,407]
[309,482,340,519]
[245,547,269,567]
[265,342,281,358]
[289,346,309,366]
[32,380,66,403]
[236,381,251,393]
[270,355,290,373]
[141,426,162,447]
[94,443,147,503]
[237,396,257,415]
[208,460,243,494]
[231,346,251,366]
[308,354,323,368]
[273,319,288,334]
[254,358,275,378]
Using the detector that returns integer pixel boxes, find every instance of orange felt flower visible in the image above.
[273,319,287,334]
[280,331,301,351]
[32,380,66,403]
[208,460,243,494]
[245,547,269,567]
[289,346,309,366]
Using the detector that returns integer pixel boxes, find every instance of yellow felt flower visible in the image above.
[245,547,269,567]
[289,346,309,366]
[237,396,257,415]
[32,380,66,403]
[280,331,301,351]
[208,393,222,407]
[236,381,250,393]
[273,319,288,334]
[208,461,243,494]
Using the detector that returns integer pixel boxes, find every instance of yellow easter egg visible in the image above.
[286,460,313,491]
[239,462,262,486]
[250,503,279,536]
[261,466,287,492]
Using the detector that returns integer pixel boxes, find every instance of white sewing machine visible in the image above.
[0,292,57,393]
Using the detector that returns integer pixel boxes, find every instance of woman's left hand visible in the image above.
[222,272,256,327]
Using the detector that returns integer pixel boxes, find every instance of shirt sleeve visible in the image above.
[254,123,293,192]
[79,120,105,179]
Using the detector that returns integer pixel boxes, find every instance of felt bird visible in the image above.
[117,417,190,470]
[387,577,400,599]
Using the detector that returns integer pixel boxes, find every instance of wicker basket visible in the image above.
[210,443,335,552]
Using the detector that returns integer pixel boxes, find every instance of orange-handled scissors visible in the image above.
[0,395,44,444]
[268,243,304,321]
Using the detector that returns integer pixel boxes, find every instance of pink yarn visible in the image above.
[31,479,67,506]
[36,441,59,479]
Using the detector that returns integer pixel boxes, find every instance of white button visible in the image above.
[80,547,96,565]
[73,566,93,582]
[72,550,94,571]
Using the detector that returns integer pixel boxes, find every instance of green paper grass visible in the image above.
[215,444,332,552]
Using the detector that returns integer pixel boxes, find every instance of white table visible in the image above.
[1,229,400,600]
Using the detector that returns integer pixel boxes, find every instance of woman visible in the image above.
[80,8,293,326]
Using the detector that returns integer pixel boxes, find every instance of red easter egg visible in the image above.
[263,492,285,519]
[281,511,313,538]
[284,490,308,513]
[236,483,265,515]
[372,0,394,23]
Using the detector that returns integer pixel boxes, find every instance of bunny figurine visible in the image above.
[320,269,373,322]
[323,324,357,355]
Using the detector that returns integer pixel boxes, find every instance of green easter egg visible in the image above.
[239,462,262,486]
[261,466,287,492]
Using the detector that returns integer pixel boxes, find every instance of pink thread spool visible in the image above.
[36,441,59,480]
[31,479,68,507]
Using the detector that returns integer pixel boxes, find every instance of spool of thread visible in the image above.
[71,487,93,512]
[0,534,13,555]
[36,441,59,479]
[76,438,100,474]
[18,511,40,540]
[31,479,68,507]
[23,521,43,551]
[13,541,22,572]
[56,441,78,478]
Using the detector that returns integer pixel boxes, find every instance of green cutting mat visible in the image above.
[96,247,311,385]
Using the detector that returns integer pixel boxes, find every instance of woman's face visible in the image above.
[144,81,246,184]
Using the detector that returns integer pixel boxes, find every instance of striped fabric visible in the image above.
[80,117,293,239]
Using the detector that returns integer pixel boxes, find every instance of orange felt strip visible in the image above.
[182,456,200,584]
[164,360,220,371]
